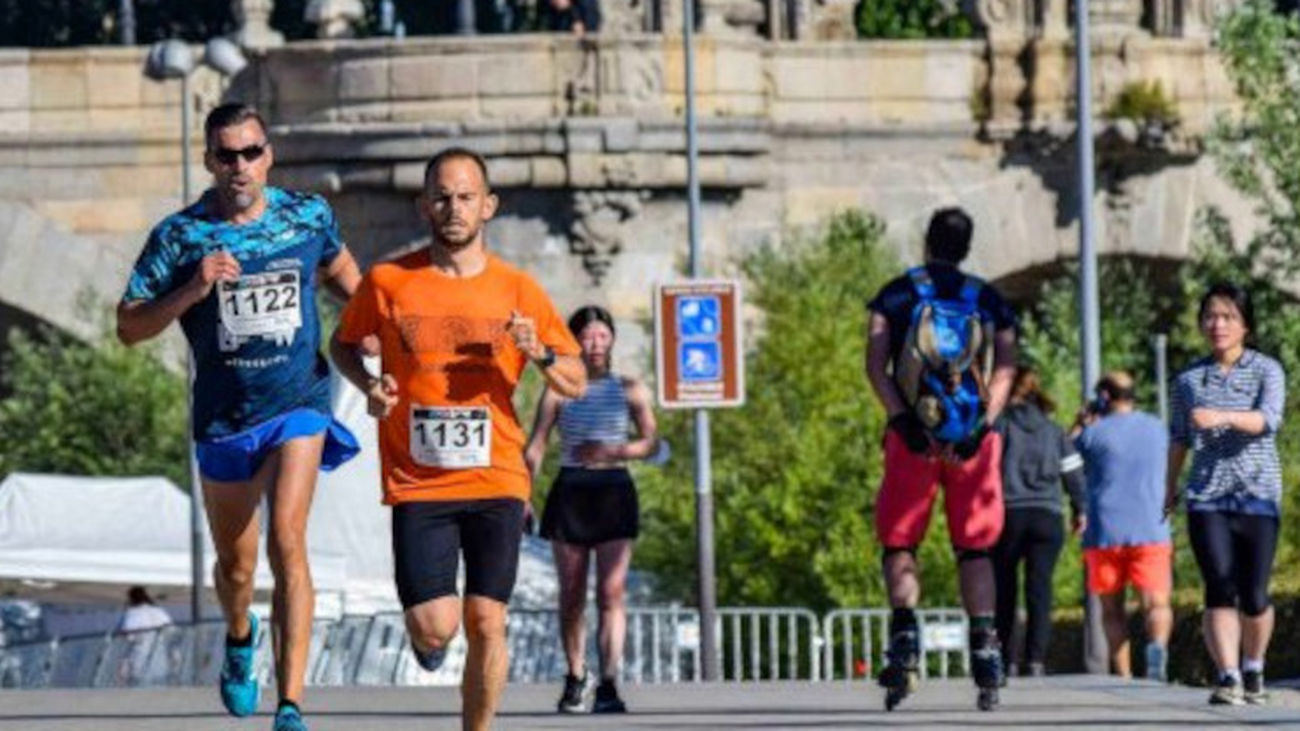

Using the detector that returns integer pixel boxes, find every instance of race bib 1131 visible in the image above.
[410,405,492,469]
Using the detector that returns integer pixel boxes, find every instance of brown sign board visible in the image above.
[654,280,745,409]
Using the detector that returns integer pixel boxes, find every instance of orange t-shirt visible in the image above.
[336,251,580,505]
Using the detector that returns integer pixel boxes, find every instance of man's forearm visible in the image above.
[984,363,1015,424]
[984,329,1018,423]
[117,286,200,346]
[867,367,908,418]
[329,333,373,392]
[539,355,586,399]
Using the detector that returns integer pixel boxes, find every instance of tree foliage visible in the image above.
[0,319,188,487]
[856,0,973,39]
[633,212,974,611]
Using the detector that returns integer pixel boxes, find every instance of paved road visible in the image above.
[1,676,1297,730]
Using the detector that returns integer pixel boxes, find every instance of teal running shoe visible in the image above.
[273,703,308,731]
[219,612,260,717]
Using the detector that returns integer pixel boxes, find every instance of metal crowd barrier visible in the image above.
[821,608,969,681]
[0,606,961,689]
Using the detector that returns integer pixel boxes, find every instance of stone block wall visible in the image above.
[0,29,1259,373]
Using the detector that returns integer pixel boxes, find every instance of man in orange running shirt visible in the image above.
[330,147,586,730]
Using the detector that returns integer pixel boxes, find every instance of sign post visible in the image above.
[655,279,744,680]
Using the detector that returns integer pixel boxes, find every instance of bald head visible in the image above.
[1097,371,1136,404]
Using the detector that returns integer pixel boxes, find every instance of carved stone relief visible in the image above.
[305,0,365,39]
[232,0,284,48]
[569,190,647,284]
[806,0,857,41]
[603,0,650,35]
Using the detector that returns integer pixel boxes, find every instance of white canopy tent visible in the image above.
[0,472,347,605]
[0,372,560,618]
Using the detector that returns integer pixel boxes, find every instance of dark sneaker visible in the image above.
[1243,670,1268,705]
[1209,676,1244,705]
[557,670,592,714]
[410,641,446,672]
[971,647,1004,690]
[272,703,307,731]
[592,679,627,714]
[219,612,260,717]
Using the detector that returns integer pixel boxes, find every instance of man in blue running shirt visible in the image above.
[117,103,362,731]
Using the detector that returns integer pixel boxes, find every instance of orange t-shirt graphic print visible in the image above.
[336,251,580,504]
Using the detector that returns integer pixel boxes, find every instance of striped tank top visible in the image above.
[558,374,630,467]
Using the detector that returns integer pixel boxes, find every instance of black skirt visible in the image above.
[539,467,639,546]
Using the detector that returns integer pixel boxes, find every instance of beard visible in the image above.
[231,191,256,210]
[219,180,258,211]
[435,220,479,250]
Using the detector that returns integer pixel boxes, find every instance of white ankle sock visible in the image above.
[1243,658,1264,674]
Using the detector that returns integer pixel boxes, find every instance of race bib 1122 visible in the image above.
[218,270,302,338]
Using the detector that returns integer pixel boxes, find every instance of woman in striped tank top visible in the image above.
[524,306,659,714]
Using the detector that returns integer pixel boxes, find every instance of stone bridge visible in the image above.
[0,0,1258,365]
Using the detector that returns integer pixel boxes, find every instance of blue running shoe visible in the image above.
[273,703,308,731]
[410,640,446,672]
[220,612,261,717]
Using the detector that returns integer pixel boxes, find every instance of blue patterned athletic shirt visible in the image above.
[1170,348,1285,511]
[122,187,344,440]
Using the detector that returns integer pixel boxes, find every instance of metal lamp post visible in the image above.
[142,37,248,628]
[681,0,721,683]
[1073,3,1109,676]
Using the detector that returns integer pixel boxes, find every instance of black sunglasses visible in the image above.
[211,143,268,166]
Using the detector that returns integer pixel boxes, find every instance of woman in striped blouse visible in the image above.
[524,305,659,715]
[1167,283,1285,706]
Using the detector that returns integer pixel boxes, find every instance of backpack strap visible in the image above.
[958,275,983,307]
[907,267,936,301]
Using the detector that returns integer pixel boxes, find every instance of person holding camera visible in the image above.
[1071,371,1173,681]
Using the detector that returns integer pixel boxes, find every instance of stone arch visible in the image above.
[0,200,136,343]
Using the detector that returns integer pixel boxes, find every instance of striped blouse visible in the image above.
[1170,349,1286,509]
[558,374,631,467]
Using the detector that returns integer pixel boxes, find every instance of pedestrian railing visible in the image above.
[0,605,961,690]
[822,608,969,682]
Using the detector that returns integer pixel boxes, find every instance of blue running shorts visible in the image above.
[195,407,359,483]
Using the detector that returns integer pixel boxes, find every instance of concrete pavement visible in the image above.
[1,676,1297,730]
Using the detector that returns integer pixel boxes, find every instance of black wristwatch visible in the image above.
[533,345,556,369]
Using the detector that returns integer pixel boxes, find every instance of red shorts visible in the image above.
[1083,543,1172,595]
[875,430,1005,551]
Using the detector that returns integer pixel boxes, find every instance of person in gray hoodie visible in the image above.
[993,367,1085,678]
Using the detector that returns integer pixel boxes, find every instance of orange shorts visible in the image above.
[1083,543,1172,595]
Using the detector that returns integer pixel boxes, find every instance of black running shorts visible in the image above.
[391,498,526,607]
[539,467,639,547]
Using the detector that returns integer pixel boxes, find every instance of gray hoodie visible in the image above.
[996,402,1085,515]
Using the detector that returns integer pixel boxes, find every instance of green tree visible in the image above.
[856,0,973,39]
[633,212,972,611]
[0,319,188,487]
[1193,0,1300,595]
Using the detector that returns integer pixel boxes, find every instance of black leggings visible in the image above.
[993,507,1064,666]
[1188,511,1278,616]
